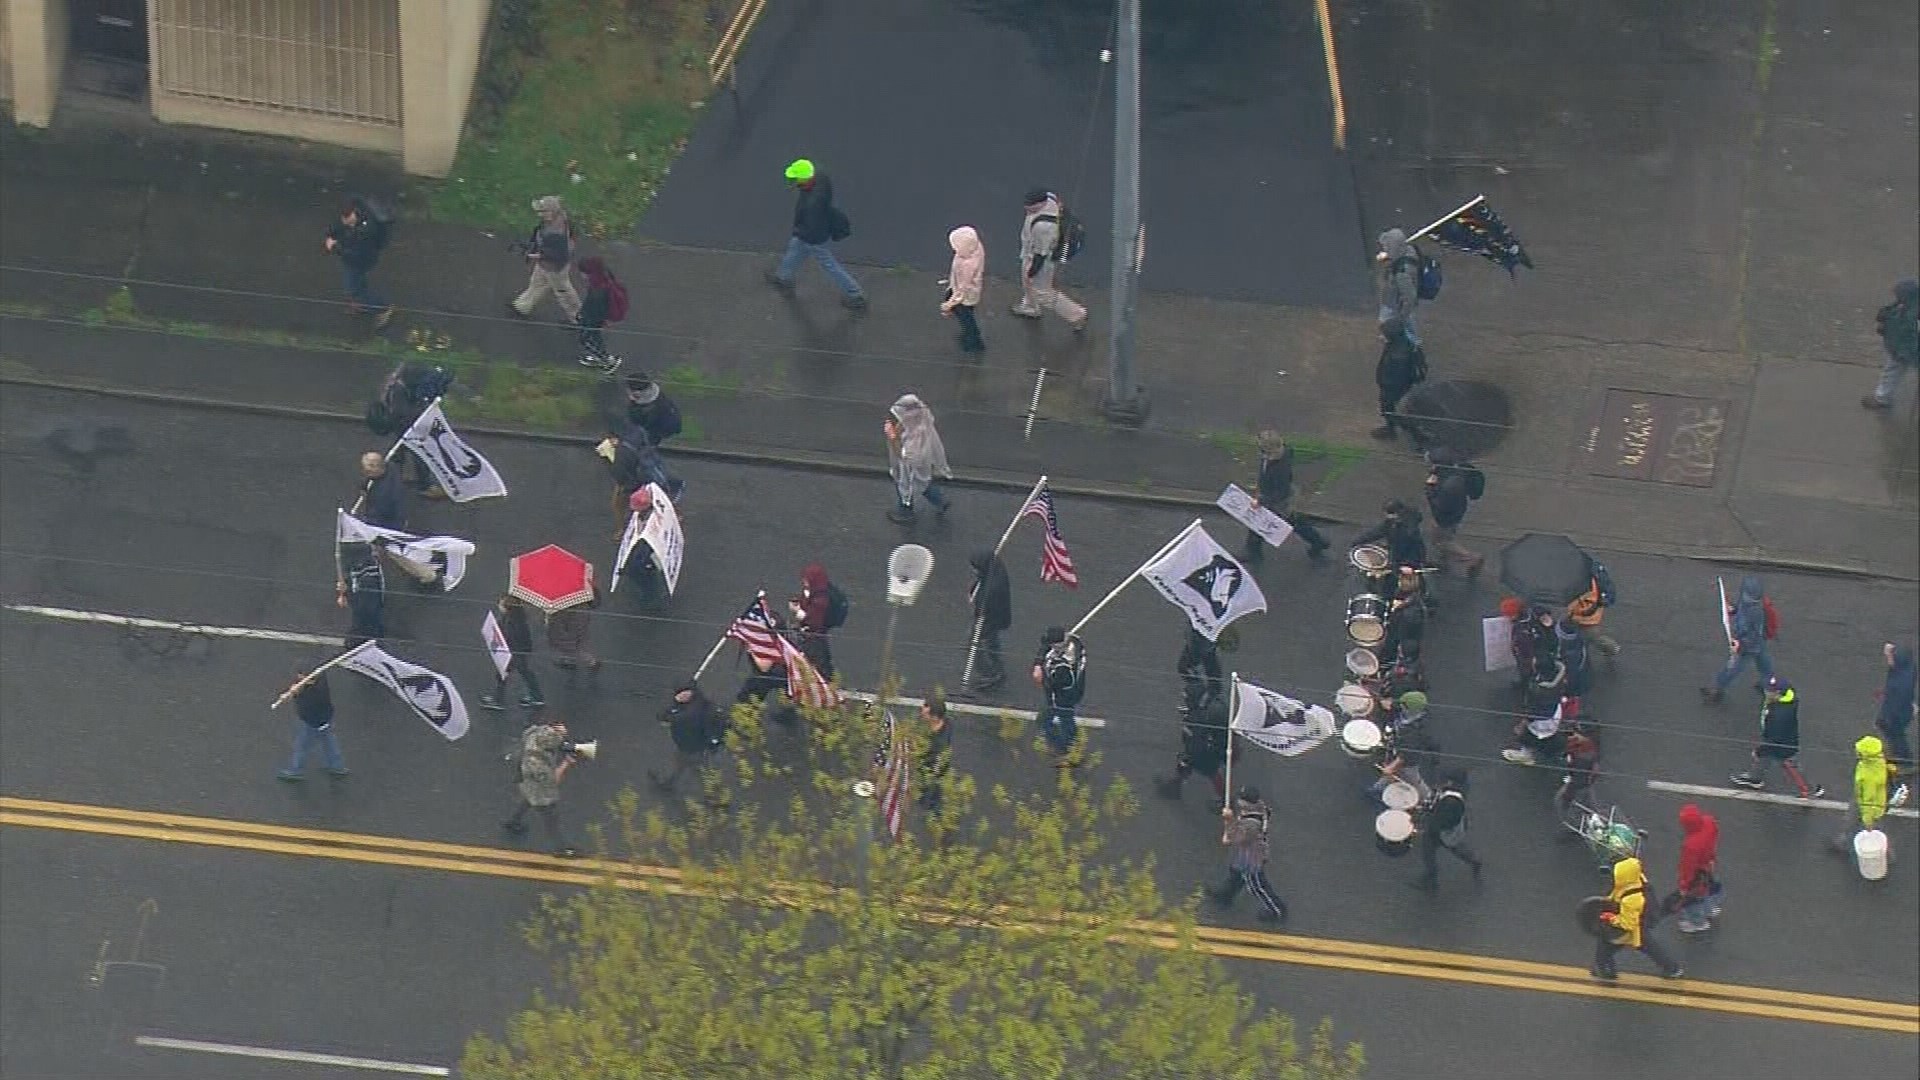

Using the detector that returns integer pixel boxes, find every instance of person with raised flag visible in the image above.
[787,563,844,681]
[330,640,471,742]
[1136,522,1266,643]
[1156,685,1233,811]
[336,507,472,594]
[1032,628,1087,767]
[336,542,386,649]
[277,667,348,782]
[1207,786,1288,924]
[1431,195,1534,276]
[964,550,1013,693]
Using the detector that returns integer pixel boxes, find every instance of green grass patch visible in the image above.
[428,0,716,236]
[660,362,740,399]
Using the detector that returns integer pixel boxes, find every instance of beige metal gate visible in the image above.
[150,0,402,127]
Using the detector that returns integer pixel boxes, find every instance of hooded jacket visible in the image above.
[1855,736,1891,829]
[946,227,985,306]
[1879,645,1915,735]
[968,550,1012,633]
[1375,318,1428,394]
[1377,228,1421,325]
[1599,856,1650,947]
[660,683,726,754]
[1425,470,1471,528]
[1728,575,1767,653]
[1878,279,1919,366]
[888,394,952,502]
[1756,686,1801,759]
[796,564,834,635]
[1677,804,1720,895]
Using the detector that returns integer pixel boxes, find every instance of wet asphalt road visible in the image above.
[0,386,1914,1077]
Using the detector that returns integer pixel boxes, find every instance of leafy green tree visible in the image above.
[463,693,1364,1080]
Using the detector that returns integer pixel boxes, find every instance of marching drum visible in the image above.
[1374,809,1415,856]
[1340,718,1383,760]
[1345,594,1388,646]
[1380,780,1422,812]
[1350,543,1394,594]
[1335,683,1375,720]
[1345,647,1381,678]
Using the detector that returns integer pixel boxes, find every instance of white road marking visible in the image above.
[1646,780,1918,820]
[134,1035,450,1076]
[4,604,1111,728]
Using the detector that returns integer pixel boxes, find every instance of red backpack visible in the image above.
[603,275,630,323]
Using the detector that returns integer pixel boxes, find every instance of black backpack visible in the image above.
[1461,463,1486,500]
[828,207,852,242]
[359,196,397,252]
[823,582,851,629]
[1037,206,1087,263]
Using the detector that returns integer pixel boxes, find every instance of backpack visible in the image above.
[1460,463,1486,500]
[828,207,852,242]
[1396,249,1443,301]
[603,275,630,324]
[824,582,851,629]
[613,424,684,502]
[1762,595,1780,640]
[359,195,396,252]
[1044,639,1087,706]
[1591,560,1616,606]
[1036,206,1087,263]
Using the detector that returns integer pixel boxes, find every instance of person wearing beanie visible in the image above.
[1674,804,1723,933]
[764,159,866,309]
[1207,786,1288,923]
[1730,675,1824,798]
[1010,189,1088,331]
[1862,278,1918,409]
[1371,691,1436,807]
[618,372,682,446]
[1832,735,1896,852]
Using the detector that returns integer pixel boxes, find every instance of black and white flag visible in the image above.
[335,641,470,741]
[335,509,475,590]
[1231,679,1336,758]
[638,483,683,595]
[1140,525,1266,640]
[397,400,508,503]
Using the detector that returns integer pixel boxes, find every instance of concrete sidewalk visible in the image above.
[0,111,1913,576]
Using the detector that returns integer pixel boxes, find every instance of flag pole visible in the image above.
[961,475,1049,689]
[1067,517,1201,638]
[1716,576,1734,649]
[1222,672,1238,801]
[271,640,374,709]
[1405,194,1486,244]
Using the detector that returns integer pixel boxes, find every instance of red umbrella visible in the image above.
[508,545,595,613]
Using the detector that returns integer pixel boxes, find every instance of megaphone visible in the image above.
[568,740,599,761]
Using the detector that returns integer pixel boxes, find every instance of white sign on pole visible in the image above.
[1216,484,1293,549]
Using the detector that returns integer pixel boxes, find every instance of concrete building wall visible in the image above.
[1,0,13,103]
[398,0,492,177]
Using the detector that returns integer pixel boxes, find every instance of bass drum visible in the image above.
[1374,809,1414,857]
[1346,594,1388,647]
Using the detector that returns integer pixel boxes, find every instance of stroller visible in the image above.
[1561,799,1646,868]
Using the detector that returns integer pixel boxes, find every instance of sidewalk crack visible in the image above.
[121,185,156,281]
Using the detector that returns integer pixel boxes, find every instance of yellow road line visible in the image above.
[709,0,771,88]
[3,798,1913,1034]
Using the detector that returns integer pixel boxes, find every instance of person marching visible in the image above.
[917,695,955,816]
[355,451,440,590]
[884,393,954,525]
[546,583,599,671]
[1207,786,1289,924]
[1156,687,1234,811]
[1011,190,1088,331]
[764,159,866,309]
[1372,317,1428,441]
[337,541,385,649]
[1242,432,1329,564]
[1371,692,1436,807]
[1411,769,1483,893]
[1565,562,1621,660]
[939,225,987,353]
[1422,460,1484,577]
[509,196,581,322]
[277,668,348,781]
[1352,499,1428,571]
[503,718,582,858]
[1590,856,1683,981]
[574,256,629,373]
[1553,731,1601,833]
[650,682,727,797]
[1875,643,1915,800]
[1700,575,1774,705]
[1832,735,1897,854]
[964,550,1013,693]
[1673,804,1723,933]
[480,594,546,711]
[1729,675,1824,798]
[1176,626,1230,716]
[788,563,845,681]
[1032,627,1087,767]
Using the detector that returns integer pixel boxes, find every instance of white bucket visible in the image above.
[1853,829,1889,881]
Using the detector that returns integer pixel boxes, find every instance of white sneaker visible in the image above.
[1500,746,1536,765]
[1892,784,1910,809]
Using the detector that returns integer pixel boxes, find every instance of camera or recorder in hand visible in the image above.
[562,739,599,761]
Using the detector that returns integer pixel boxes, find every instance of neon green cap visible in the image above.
[784,158,815,182]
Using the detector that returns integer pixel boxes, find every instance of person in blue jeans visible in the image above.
[324,197,394,328]
[1701,575,1773,703]
[1032,629,1087,767]
[278,669,347,781]
[764,159,866,310]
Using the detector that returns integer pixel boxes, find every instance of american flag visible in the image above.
[778,634,841,710]
[725,594,786,671]
[1020,484,1079,588]
[876,710,908,839]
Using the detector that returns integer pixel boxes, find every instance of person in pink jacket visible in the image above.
[940,225,986,353]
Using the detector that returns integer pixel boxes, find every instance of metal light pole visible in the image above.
[1102,0,1148,425]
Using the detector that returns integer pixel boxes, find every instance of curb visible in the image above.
[5,373,1914,584]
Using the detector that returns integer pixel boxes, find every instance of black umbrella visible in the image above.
[1499,533,1595,605]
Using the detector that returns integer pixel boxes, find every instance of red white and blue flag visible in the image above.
[778,634,840,710]
[1020,484,1079,588]
[725,593,787,670]
[876,710,908,839]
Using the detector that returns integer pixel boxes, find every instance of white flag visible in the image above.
[610,511,644,594]
[398,400,508,503]
[638,484,683,596]
[335,510,475,590]
[336,641,470,741]
[1231,680,1336,757]
[1140,525,1266,641]
[480,611,513,680]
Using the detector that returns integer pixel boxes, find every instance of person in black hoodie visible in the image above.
[1177,626,1230,714]
[1372,317,1428,441]
[764,159,867,309]
[1423,462,1484,577]
[1243,432,1329,563]
[620,374,682,446]
[480,595,546,711]
[965,550,1013,692]
[650,683,728,794]
[324,197,393,327]
[1352,499,1428,570]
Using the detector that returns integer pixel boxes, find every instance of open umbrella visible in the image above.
[508,545,595,613]
[1499,533,1594,606]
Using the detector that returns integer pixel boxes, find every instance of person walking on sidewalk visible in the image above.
[1375,228,1425,345]
[1411,769,1483,893]
[1590,856,1683,981]
[546,585,599,671]
[618,373,683,446]
[650,683,728,796]
[764,159,866,309]
[788,562,844,680]
[1831,735,1897,853]
[324,197,394,328]
[1874,642,1915,801]
[1729,675,1825,798]
[1700,575,1774,704]
[940,225,987,353]
[1372,317,1428,441]
[1010,190,1088,331]
[1207,786,1289,924]
[1673,803,1723,933]
[1862,278,1918,409]
[574,256,629,373]
[1423,460,1484,577]
[884,393,953,525]
[480,595,546,711]
[1242,432,1329,564]
[965,550,1012,692]
[503,718,581,858]
[510,196,581,322]
[277,669,348,781]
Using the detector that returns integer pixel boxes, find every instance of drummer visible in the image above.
[1351,499,1428,571]
[1370,692,1438,806]
[1382,571,1427,663]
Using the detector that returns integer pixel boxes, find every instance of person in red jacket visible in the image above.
[1674,803,1723,934]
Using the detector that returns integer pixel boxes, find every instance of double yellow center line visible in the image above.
[3,795,1912,1034]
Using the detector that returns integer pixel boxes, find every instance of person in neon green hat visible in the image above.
[764,159,866,309]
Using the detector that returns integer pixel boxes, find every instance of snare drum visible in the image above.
[1335,683,1375,719]
[1340,718,1383,759]
[1345,593,1388,646]
[1345,647,1381,678]
[1374,809,1415,856]
[1381,780,1421,811]
[1350,544,1394,593]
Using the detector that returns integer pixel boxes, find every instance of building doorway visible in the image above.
[70,0,149,100]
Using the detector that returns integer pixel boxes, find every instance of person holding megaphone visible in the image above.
[503,718,589,858]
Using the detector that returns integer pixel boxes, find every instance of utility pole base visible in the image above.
[1101,388,1151,427]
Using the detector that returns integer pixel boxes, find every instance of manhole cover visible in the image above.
[1583,390,1728,487]
[1398,380,1514,457]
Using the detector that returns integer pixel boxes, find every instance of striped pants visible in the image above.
[1216,864,1287,919]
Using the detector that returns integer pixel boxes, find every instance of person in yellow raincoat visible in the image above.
[1591,856,1684,981]
[1833,735,1896,852]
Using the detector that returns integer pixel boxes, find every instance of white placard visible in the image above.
[1216,484,1293,549]
[1482,615,1515,673]
[481,611,512,680]
[639,484,684,596]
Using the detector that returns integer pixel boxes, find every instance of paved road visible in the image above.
[643,0,1371,307]
[1,387,1914,1076]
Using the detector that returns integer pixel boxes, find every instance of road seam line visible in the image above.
[133,1035,449,1076]
[1646,779,1918,820]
